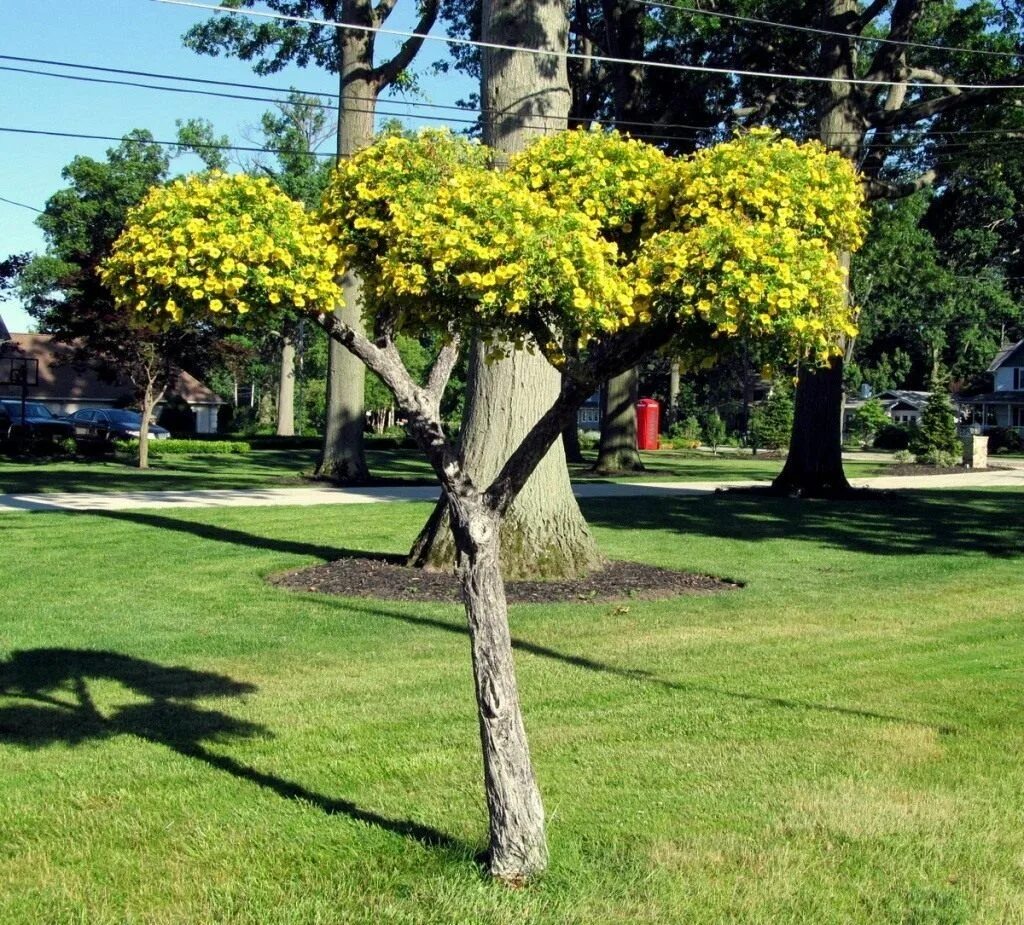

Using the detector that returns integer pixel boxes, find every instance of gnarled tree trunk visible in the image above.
[408,0,603,579]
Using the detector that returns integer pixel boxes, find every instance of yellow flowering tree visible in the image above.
[103,129,864,883]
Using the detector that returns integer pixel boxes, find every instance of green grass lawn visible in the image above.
[0,446,888,494]
[1,489,1022,922]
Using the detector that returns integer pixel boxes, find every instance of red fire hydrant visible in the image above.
[635,398,660,450]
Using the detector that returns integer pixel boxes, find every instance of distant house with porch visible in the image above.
[0,328,224,434]
[843,388,931,434]
[956,339,1024,435]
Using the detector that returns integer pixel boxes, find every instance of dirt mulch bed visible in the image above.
[270,557,738,604]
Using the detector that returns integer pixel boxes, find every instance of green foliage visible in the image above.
[703,411,727,452]
[874,423,913,451]
[667,415,702,449]
[911,386,962,463]
[849,397,890,445]
[748,382,794,450]
[145,439,252,456]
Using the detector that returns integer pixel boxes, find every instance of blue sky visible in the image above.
[0,0,473,332]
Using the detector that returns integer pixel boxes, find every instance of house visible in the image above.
[0,328,224,434]
[577,391,602,431]
[956,339,1024,434]
[843,388,930,432]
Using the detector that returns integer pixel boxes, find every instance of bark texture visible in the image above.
[409,343,603,578]
[409,0,602,579]
[448,500,548,880]
[276,331,296,437]
[594,367,643,473]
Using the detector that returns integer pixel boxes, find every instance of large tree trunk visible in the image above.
[409,343,604,578]
[316,4,374,482]
[447,495,548,880]
[774,0,862,497]
[276,330,296,437]
[408,0,603,578]
[667,360,680,429]
[594,367,643,473]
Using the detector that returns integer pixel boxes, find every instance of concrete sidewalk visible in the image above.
[1,468,1022,514]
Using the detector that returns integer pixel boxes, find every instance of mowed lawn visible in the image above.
[1,490,1022,923]
[0,447,890,494]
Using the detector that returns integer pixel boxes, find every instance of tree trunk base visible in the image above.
[408,496,604,581]
[590,451,646,476]
[314,453,371,484]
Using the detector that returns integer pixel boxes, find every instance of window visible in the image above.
[1014,367,1023,390]
[1013,406,1024,428]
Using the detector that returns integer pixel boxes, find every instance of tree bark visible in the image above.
[667,360,680,429]
[408,0,602,578]
[448,496,548,881]
[594,367,643,473]
[276,330,296,437]
[408,342,604,578]
[137,379,163,471]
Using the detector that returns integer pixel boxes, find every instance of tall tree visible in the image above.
[409,0,605,578]
[17,131,216,468]
[767,0,1024,495]
[185,0,440,479]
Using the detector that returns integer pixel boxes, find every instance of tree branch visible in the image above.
[865,168,937,201]
[425,335,461,403]
[371,0,440,91]
[870,87,1010,129]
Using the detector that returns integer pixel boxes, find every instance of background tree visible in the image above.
[104,129,864,880]
[16,130,220,468]
[849,395,889,446]
[749,380,794,452]
[186,0,441,481]
[911,380,963,464]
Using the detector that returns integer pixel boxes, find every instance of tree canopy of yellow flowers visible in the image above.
[102,128,865,369]
[101,172,340,325]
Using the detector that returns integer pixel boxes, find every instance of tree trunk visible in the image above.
[316,5,374,482]
[408,342,604,578]
[594,367,643,473]
[137,381,161,471]
[276,330,296,437]
[448,495,548,881]
[667,361,680,429]
[774,0,862,497]
[409,0,601,578]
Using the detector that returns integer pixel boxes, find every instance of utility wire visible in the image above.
[153,0,1024,92]
[8,52,1024,140]
[0,194,42,213]
[636,0,1024,60]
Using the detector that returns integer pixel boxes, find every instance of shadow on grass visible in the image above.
[91,509,405,564]
[580,490,1024,559]
[327,601,955,734]
[0,648,467,854]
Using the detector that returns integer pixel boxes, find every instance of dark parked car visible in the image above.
[69,408,171,450]
[0,399,75,446]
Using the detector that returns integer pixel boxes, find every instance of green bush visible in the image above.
[985,426,1023,454]
[748,384,793,451]
[910,387,961,464]
[666,415,702,449]
[143,439,252,456]
[874,423,912,450]
[703,412,727,453]
[917,448,961,468]
[892,449,914,464]
[849,397,890,445]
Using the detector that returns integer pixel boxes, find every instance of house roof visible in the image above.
[957,390,1024,406]
[0,333,224,405]
[987,339,1024,372]
[876,389,931,408]
[0,314,10,345]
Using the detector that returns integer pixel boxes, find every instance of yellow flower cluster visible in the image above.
[101,172,340,325]
[509,129,674,248]
[673,128,867,252]
[322,131,632,351]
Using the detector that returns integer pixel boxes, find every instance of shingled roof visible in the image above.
[987,339,1024,373]
[0,332,223,405]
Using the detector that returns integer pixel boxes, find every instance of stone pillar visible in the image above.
[963,435,988,469]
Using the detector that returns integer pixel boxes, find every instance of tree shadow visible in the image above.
[89,509,406,565]
[323,601,955,735]
[579,490,1024,559]
[0,648,467,854]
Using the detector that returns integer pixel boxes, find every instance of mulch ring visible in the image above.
[885,463,1011,476]
[270,557,739,604]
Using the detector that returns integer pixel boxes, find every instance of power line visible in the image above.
[154,0,1024,92]
[0,125,339,158]
[10,51,1024,142]
[636,0,1024,61]
[0,194,42,213]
